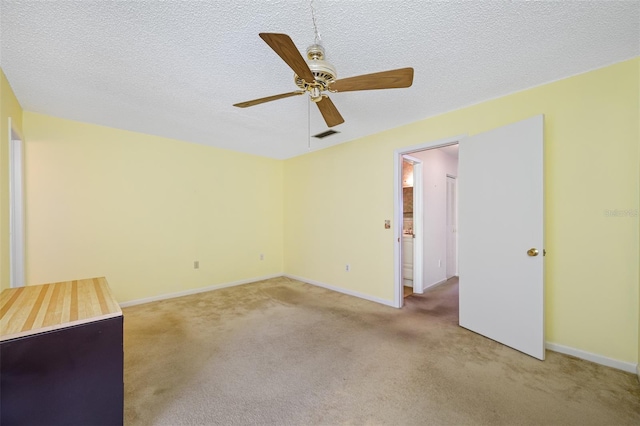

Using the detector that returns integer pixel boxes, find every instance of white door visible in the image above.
[458,115,544,360]
[446,175,457,279]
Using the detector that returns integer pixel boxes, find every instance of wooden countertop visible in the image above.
[1,277,122,342]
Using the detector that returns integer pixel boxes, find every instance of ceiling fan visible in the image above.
[233,33,414,128]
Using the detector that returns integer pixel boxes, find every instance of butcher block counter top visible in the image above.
[0,277,122,342]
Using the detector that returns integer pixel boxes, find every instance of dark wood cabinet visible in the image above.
[0,278,123,426]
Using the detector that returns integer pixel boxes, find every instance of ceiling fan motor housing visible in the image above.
[235,33,414,128]
[294,44,337,100]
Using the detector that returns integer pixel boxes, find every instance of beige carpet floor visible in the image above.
[123,276,640,425]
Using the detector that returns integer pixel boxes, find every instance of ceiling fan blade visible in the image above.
[330,67,414,92]
[316,96,344,128]
[259,33,315,82]
[233,91,304,108]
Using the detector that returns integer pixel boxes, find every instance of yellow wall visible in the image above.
[7,59,639,365]
[0,69,24,291]
[23,113,284,303]
[284,58,640,364]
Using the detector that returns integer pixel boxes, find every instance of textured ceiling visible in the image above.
[1,1,638,159]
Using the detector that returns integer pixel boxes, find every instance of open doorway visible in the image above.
[393,116,545,360]
[412,145,458,292]
[400,155,424,299]
[394,135,462,307]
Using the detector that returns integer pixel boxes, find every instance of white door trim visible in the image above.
[446,174,458,278]
[402,155,423,295]
[8,117,26,288]
[393,134,467,308]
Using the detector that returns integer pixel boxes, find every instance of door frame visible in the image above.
[393,134,466,308]
[402,154,423,295]
[445,174,458,278]
[8,117,26,288]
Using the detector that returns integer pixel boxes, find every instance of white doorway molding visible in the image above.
[446,175,458,279]
[393,134,466,308]
[402,154,423,295]
[8,117,25,288]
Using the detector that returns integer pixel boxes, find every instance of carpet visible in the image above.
[123,276,640,425]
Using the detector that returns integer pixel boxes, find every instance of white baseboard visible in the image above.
[422,278,448,292]
[546,342,637,374]
[119,273,283,308]
[284,274,396,308]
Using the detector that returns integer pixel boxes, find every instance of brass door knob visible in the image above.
[527,248,539,257]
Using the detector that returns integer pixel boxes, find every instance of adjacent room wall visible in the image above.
[284,58,639,365]
[411,148,458,290]
[0,68,24,291]
[23,112,284,303]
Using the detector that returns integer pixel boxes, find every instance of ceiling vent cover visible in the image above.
[313,129,340,139]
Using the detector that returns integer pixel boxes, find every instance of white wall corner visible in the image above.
[545,342,637,374]
[284,274,397,308]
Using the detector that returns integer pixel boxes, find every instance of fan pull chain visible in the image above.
[310,0,321,45]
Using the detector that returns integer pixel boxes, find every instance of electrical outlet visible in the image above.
[438,260,441,267]
[194,261,199,269]
[260,253,264,261]
[345,264,350,272]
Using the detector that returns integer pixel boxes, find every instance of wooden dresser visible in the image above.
[1,277,123,426]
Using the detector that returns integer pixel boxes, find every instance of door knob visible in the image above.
[527,248,539,257]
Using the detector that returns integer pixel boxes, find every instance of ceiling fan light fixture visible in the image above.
[294,43,337,91]
[234,32,413,129]
[309,86,322,102]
